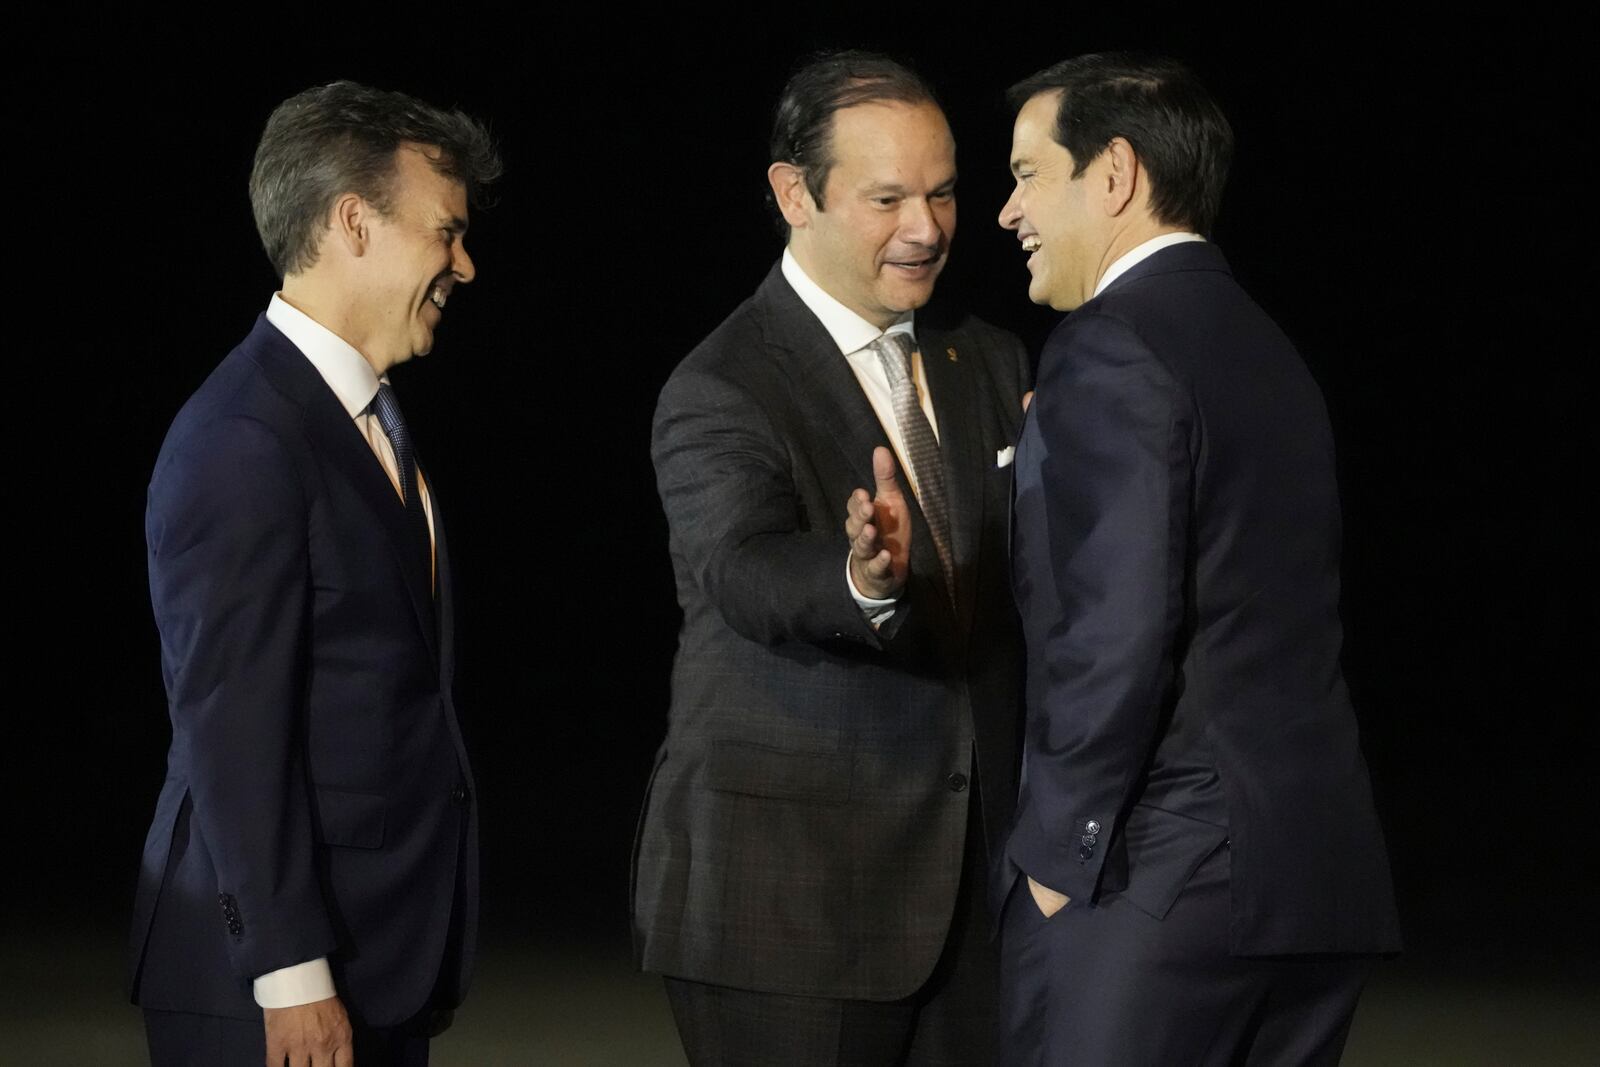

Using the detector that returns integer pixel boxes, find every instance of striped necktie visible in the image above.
[372,382,433,588]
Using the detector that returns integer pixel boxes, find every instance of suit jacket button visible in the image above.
[1078,844,1094,860]
[1084,820,1101,835]
[450,784,469,805]
[1080,834,1097,846]
[947,773,968,792]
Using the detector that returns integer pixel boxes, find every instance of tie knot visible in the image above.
[372,382,408,444]
[871,332,915,383]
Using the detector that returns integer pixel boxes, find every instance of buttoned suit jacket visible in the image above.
[633,263,1029,1001]
[1005,242,1401,955]
[128,315,478,1028]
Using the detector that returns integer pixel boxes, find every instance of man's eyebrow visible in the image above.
[861,174,958,196]
[1009,155,1034,174]
[440,214,469,233]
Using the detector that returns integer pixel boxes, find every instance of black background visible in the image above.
[11,9,1591,1011]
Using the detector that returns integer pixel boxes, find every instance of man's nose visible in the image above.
[900,198,943,245]
[998,189,1021,231]
[452,242,476,284]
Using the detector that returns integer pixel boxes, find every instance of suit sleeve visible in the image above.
[146,415,336,980]
[652,366,889,648]
[1007,313,1192,902]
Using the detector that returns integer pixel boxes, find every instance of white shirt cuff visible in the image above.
[253,957,336,1008]
[846,556,898,626]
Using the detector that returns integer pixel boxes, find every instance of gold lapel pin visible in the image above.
[947,347,959,362]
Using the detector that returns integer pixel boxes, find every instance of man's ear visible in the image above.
[767,162,814,229]
[330,192,370,257]
[1101,137,1140,218]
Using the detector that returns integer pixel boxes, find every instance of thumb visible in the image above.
[871,446,902,497]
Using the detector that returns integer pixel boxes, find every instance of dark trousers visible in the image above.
[999,845,1373,1067]
[143,1008,431,1067]
[666,769,997,1067]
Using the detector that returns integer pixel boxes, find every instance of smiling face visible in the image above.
[358,143,475,369]
[784,101,957,329]
[998,91,1109,311]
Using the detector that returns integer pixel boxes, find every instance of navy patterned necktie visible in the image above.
[870,332,955,601]
[372,382,433,586]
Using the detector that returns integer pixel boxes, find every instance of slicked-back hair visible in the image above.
[1008,53,1233,235]
[250,80,502,278]
[769,50,939,221]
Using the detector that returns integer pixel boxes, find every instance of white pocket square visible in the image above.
[996,446,1015,468]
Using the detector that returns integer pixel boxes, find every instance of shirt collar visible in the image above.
[1093,232,1206,298]
[266,294,382,418]
[781,248,916,355]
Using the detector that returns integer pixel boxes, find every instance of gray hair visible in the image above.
[249,80,502,278]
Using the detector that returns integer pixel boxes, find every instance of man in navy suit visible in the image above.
[129,82,499,1066]
[996,54,1400,1065]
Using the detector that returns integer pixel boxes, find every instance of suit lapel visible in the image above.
[919,324,984,632]
[245,319,439,661]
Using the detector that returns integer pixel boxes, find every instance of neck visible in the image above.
[1093,219,1189,292]
[279,276,392,377]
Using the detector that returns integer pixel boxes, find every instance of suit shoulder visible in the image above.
[656,287,793,418]
[670,290,772,378]
[1084,268,1302,382]
[155,342,304,478]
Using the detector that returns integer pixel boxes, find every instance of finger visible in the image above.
[871,446,901,498]
[265,1032,295,1067]
[851,523,879,559]
[863,549,893,579]
[844,488,873,537]
[1022,389,1034,412]
[335,1043,355,1067]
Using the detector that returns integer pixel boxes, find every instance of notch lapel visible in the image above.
[918,326,985,633]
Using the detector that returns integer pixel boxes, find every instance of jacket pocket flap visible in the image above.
[312,786,386,850]
[704,740,851,804]
[1117,803,1227,920]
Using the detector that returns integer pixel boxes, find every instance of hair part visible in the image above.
[250,80,503,278]
[768,50,939,224]
[1008,53,1233,234]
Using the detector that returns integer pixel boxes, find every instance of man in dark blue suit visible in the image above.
[129,82,499,1066]
[995,54,1401,1065]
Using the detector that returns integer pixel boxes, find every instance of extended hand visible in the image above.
[844,446,911,600]
[1027,875,1070,919]
[264,995,353,1067]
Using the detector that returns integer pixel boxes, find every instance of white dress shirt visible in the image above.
[780,250,940,621]
[250,294,436,1009]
